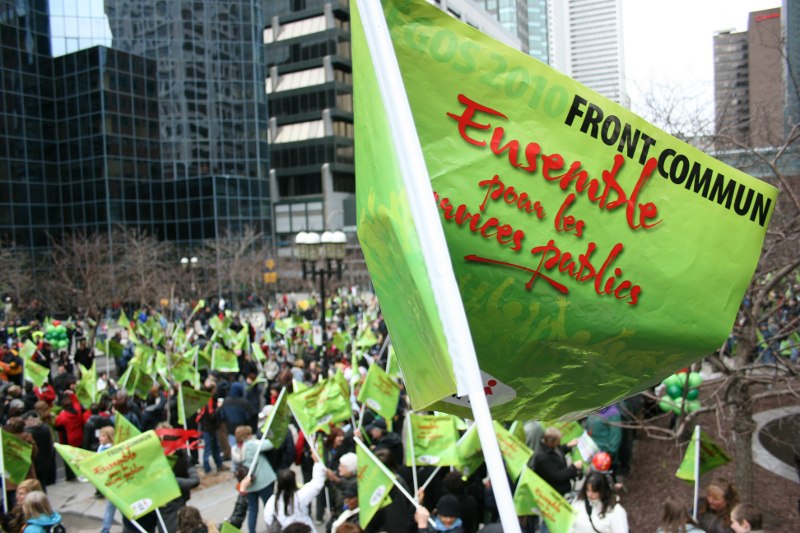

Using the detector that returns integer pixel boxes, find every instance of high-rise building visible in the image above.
[552,0,627,105]
[0,0,271,258]
[479,0,549,63]
[714,7,784,148]
[782,0,799,137]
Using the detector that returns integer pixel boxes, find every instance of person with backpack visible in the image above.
[21,490,64,533]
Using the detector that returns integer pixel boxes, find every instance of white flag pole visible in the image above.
[354,1,520,531]
[1,431,7,513]
[692,425,701,520]
[407,414,419,502]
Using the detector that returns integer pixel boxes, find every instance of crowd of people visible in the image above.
[0,291,777,533]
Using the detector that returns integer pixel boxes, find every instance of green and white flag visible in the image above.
[114,414,141,445]
[211,347,239,373]
[494,421,534,482]
[1,429,33,484]
[261,388,291,446]
[354,0,777,421]
[514,467,576,533]
[357,364,401,425]
[181,388,212,421]
[60,431,181,520]
[676,429,731,481]
[404,413,460,467]
[75,362,98,408]
[356,439,395,528]
[455,423,484,477]
[288,379,352,435]
[19,340,38,360]
[24,358,50,388]
[53,442,95,478]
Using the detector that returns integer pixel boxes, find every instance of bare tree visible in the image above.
[0,244,34,318]
[112,226,177,309]
[201,226,270,307]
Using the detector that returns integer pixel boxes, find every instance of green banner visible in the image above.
[2,429,33,484]
[404,413,460,467]
[115,414,141,445]
[71,431,181,520]
[357,364,401,424]
[54,442,96,478]
[514,466,576,533]
[675,429,731,481]
[356,441,395,528]
[24,358,50,388]
[455,423,484,477]
[75,362,98,408]
[354,0,776,420]
[494,421,534,481]
[288,379,352,435]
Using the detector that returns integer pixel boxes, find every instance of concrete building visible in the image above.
[714,6,785,148]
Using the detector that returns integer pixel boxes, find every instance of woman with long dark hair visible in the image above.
[262,449,326,530]
[571,472,628,533]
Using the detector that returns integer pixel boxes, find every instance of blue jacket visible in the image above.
[23,512,62,533]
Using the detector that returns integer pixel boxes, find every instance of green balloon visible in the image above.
[671,397,685,414]
[686,400,702,412]
[686,388,699,400]
[688,372,703,389]
[663,374,680,387]
[676,373,688,388]
[667,384,683,399]
[658,399,674,412]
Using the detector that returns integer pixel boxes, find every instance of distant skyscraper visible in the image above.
[0,0,271,254]
[714,7,784,148]
[479,0,548,63]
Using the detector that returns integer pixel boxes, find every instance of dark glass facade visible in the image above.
[0,0,271,258]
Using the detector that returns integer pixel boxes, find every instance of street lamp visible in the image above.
[295,230,346,341]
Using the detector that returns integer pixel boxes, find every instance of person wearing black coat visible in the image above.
[219,382,256,449]
[23,411,57,486]
[532,427,583,497]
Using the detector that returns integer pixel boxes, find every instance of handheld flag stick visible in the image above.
[286,400,327,469]
[1,431,7,513]
[406,415,419,502]
[155,508,169,533]
[356,402,366,434]
[353,1,520,530]
[128,518,149,533]
[377,335,390,363]
[420,466,442,492]
[354,437,435,528]
[692,425,701,520]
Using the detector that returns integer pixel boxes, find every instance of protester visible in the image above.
[196,382,226,474]
[414,492,465,533]
[532,427,583,497]
[696,478,740,533]
[21,491,62,533]
[657,496,703,533]
[330,480,360,531]
[261,450,326,530]
[97,426,119,533]
[571,471,629,533]
[730,502,763,533]
[177,505,220,533]
[233,425,277,533]
[0,479,43,533]
[53,391,83,480]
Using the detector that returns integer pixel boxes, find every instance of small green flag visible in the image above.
[114,413,141,445]
[355,328,379,349]
[191,299,206,317]
[357,364,400,425]
[494,421,534,482]
[96,338,124,359]
[75,362,98,408]
[356,440,395,528]
[544,421,585,445]
[132,370,154,400]
[455,423,484,477]
[182,388,212,419]
[118,309,130,329]
[2,429,33,484]
[333,368,351,399]
[514,467,577,533]
[252,342,266,362]
[404,413,460,467]
[172,356,200,388]
[220,522,243,533]
[332,330,351,354]
[676,429,731,481]
[24,358,50,388]
[212,346,240,373]
[68,431,181,520]
[385,345,402,380]
[261,388,290,446]
[288,379,352,435]
[19,340,38,360]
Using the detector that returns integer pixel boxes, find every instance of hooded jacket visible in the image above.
[220,382,256,435]
[23,511,62,533]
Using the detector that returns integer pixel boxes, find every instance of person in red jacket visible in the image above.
[54,391,84,480]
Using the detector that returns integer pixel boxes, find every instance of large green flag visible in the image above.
[211,346,240,373]
[53,442,95,478]
[493,421,534,481]
[357,364,400,424]
[1,429,33,484]
[287,379,352,435]
[24,358,50,388]
[514,467,577,533]
[115,413,142,445]
[354,0,776,421]
[404,413,460,467]
[356,440,395,528]
[676,429,731,481]
[19,340,37,360]
[95,338,124,359]
[455,423,484,477]
[66,431,181,520]
[75,362,98,408]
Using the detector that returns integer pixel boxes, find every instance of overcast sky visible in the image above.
[622,0,781,120]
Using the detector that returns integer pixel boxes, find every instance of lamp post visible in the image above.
[295,230,346,341]
[181,256,198,294]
